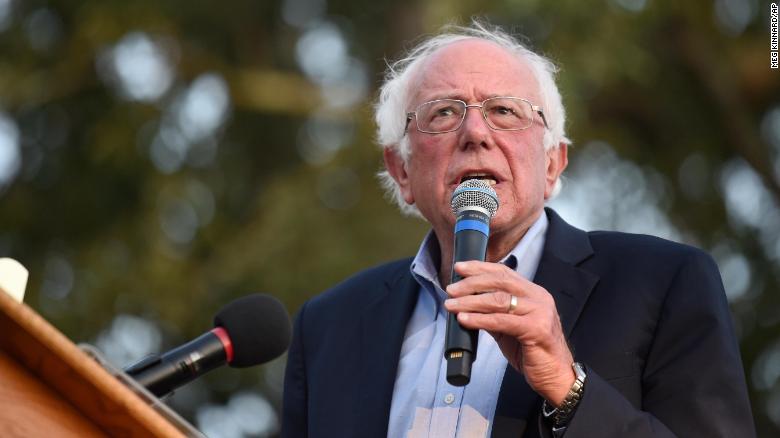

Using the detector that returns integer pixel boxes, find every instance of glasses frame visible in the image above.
[405,97,549,135]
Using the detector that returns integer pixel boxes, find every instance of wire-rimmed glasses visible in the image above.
[405,97,549,134]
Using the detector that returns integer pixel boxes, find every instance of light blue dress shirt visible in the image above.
[387,213,549,438]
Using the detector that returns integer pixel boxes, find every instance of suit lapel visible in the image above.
[492,209,599,438]
[356,261,419,437]
[536,209,600,338]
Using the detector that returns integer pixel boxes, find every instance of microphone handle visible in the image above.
[445,209,490,386]
[125,330,227,397]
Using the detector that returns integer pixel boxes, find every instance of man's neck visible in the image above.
[435,210,543,287]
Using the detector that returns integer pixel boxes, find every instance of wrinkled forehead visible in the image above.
[408,39,541,107]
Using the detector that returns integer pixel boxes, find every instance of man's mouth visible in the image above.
[459,173,498,186]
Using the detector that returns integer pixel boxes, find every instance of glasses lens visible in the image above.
[416,100,466,133]
[483,98,533,130]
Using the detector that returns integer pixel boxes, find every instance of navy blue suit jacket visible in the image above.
[282,209,754,437]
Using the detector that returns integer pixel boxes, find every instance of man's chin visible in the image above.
[489,210,538,239]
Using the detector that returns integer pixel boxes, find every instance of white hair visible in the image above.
[374,20,571,218]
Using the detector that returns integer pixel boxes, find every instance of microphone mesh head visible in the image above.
[450,179,499,218]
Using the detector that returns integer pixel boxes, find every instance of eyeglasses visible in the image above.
[405,97,549,134]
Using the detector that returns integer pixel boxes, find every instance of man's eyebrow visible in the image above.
[420,94,463,101]
[418,93,516,102]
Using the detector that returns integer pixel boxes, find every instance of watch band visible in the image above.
[542,362,587,432]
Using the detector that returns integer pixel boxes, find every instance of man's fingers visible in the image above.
[453,260,507,276]
[455,312,529,338]
[444,292,529,315]
[447,266,535,298]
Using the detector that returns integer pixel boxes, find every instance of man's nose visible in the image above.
[458,105,491,147]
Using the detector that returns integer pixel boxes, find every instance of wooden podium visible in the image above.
[0,285,203,437]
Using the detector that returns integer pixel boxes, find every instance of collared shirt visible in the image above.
[387,213,549,438]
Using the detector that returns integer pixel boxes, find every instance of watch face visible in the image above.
[573,362,587,381]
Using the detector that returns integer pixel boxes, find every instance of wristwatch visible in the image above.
[542,362,587,433]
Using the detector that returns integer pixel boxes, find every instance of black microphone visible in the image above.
[445,179,499,386]
[124,293,291,398]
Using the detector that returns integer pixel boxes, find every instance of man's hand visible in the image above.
[444,260,575,406]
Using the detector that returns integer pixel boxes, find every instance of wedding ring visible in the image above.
[508,295,518,313]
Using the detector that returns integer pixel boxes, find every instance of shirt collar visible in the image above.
[410,212,549,313]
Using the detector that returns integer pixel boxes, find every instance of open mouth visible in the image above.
[459,173,498,186]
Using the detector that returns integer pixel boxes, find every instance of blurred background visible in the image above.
[0,0,777,436]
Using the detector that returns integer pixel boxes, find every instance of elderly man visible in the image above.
[282,23,754,437]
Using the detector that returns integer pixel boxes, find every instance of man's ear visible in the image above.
[383,147,415,204]
[544,143,568,199]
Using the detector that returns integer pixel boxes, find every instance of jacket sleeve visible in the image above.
[554,250,755,437]
[282,303,308,438]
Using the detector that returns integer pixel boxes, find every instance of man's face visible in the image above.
[385,39,567,243]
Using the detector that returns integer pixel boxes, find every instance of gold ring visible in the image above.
[508,295,518,313]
